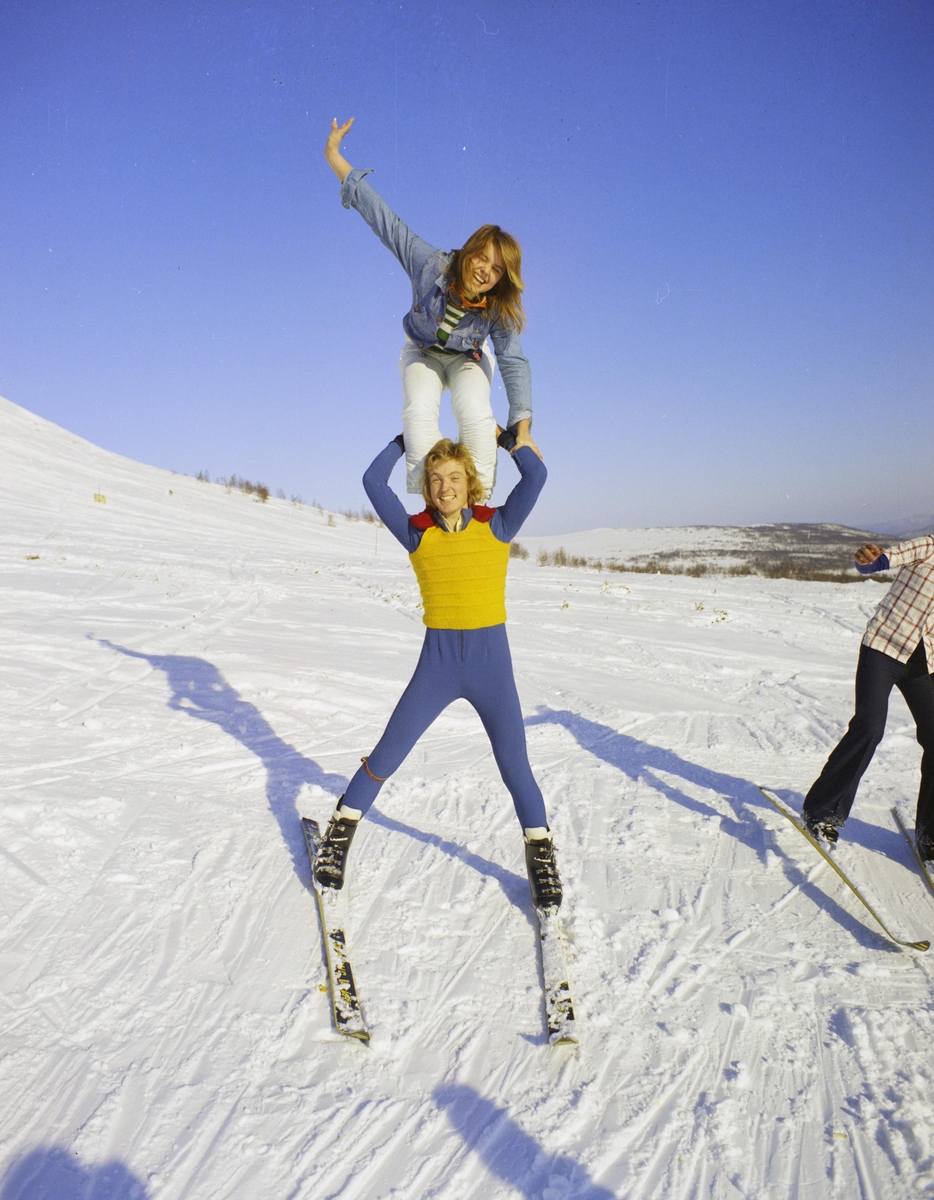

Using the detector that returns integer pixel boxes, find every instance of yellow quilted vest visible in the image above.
[410,517,510,629]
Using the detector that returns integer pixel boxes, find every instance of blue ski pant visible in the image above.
[803,641,934,836]
[340,624,548,829]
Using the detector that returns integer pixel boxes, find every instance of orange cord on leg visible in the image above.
[361,756,389,782]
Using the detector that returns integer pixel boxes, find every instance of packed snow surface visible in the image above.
[2,393,934,1199]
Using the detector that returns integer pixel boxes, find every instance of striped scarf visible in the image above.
[433,296,468,354]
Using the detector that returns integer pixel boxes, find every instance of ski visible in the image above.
[536,905,578,1045]
[893,808,934,902]
[301,817,370,1042]
[759,787,929,952]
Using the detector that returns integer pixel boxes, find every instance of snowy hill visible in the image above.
[2,393,934,1199]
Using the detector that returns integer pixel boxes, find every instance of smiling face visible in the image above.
[463,242,505,296]
[427,459,469,519]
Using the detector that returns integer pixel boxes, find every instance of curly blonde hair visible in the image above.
[449,225,525,333]
[421,439,486,509]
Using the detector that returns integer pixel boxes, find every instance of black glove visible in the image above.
[496,426,518,452]
[393,433,405,452]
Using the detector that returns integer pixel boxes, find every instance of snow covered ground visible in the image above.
[2,393,934,1199]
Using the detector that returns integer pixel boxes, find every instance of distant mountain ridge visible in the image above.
[515,522,891,582]
[868,513,934,538]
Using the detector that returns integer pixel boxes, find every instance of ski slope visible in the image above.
[2,393,933,1200]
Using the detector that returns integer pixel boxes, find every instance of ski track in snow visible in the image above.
[1,394,934,1199]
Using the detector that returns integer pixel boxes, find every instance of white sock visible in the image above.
[524,826,550,843]
[335,804,363,822]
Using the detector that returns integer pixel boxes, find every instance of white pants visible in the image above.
[399,340,498,497]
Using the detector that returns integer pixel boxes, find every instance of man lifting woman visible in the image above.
[313,430,562,911]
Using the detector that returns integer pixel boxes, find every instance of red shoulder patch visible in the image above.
[472,505,497,523]
[409,509,435,530]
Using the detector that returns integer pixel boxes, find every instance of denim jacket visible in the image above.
[340,167,532,427]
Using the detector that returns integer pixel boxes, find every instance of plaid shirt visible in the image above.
[863,536,934,668]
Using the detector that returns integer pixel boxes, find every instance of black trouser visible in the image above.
[803,641,934,836]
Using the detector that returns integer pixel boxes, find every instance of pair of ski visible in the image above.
[760,787,934,952]
[301,816,577,1045]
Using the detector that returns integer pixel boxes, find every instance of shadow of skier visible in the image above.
[526,706,762,848]
[0,1146,149,1200]
[97,639,348,883]
[434,1085,617,1199]
[96,640,524,899]
[526,706,900,952]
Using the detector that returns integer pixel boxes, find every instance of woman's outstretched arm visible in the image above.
[325,117,437,280]
[488,326,534,446]
[325,117,355,181]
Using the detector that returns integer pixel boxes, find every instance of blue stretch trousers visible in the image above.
[340,624,548,829]
[803,642,934,835]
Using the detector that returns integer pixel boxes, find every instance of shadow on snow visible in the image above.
[527,705,766,847]
[97,640,347,883]
[96,641,521,899]
[527,706,900,953]
[368,807,531,915]
[435,1084,617,1199]
[0,1147,149,1200]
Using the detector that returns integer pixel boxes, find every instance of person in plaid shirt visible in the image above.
[803,535,934,860]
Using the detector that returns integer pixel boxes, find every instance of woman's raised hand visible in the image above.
[512,419,543,460]
[324,117,355,182]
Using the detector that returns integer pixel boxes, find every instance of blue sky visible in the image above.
[1,1,931,534]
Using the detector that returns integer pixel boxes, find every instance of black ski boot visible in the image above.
[805,814,840,846]
[314,807,360,890]
[916,830,934,864]
[525,833,563,909]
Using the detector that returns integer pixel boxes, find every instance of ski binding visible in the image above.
[302,817,370,1042]
[536,905,578,1044]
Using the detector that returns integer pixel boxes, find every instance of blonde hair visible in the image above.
[449,225,526,333]
[421,439,486,509]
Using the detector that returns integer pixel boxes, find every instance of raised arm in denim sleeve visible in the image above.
[362,441,424,552]
[340,168,438,281]
[488,325,532,428]
[489,447,547,544]
[886,535,934,570]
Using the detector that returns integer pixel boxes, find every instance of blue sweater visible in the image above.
[857,554,890,575]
